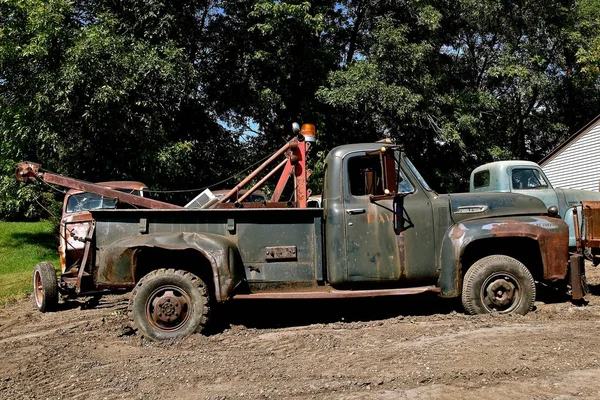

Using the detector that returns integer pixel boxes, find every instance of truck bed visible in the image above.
[90,208,324,292]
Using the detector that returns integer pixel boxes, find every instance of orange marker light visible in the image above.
[301,124,317,142]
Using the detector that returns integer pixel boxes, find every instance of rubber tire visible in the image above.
[128,269,210,341]
[462,255,536,315]
[32,262,58,312]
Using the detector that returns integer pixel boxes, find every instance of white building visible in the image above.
[540,114,600,192]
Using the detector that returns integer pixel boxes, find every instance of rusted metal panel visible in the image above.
[91,208,322,298]
[265,246,297,260]
[569,254,585,301]
[75,220,95,293]
[439,215,569,297]
[60,212,94,273]
[96,231,242,302]
[581,201,600,248]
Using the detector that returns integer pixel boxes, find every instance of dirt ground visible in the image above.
[2,267,600,400]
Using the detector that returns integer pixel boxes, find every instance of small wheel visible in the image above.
[462,255,535,315]
[128,269,210,341]
[32,262,59,312]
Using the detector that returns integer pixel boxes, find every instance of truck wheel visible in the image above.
[129,269,210,341]
[33,262,58,312]
[462,255,535,315]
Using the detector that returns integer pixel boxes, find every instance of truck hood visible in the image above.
[446,192,549,223]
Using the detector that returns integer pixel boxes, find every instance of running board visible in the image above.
[233,285,440,300]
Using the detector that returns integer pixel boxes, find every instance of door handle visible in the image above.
[346,208,366,215]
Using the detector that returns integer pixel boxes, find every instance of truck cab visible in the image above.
[324,146,566,296]
[470,160,600,247]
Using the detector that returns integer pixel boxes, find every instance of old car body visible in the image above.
[470,160,600,247]
[59,181,147,273]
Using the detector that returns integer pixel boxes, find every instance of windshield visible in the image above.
[65,189,141,213]
[403,156,434,192]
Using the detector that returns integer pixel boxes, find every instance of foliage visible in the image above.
[2,0,600,217]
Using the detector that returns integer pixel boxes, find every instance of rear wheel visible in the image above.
[129,269,210,341]
[462,255,535,315]
[33,262,58,312]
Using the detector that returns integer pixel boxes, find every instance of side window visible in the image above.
[398,171,415,193]
[512,168,548,190]
[403,156,433,192]
[473,170,490,188]
[348,155,384,196]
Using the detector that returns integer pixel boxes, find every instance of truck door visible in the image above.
[342,152,436,284]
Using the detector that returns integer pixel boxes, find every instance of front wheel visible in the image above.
[128,269,210,341]
[462,255,535,315]
[33,262,58,312]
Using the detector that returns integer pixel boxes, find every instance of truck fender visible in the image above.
[438,216,569,297]
[97,232,244,301]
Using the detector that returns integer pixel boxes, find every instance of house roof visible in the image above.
[539,113,600,166]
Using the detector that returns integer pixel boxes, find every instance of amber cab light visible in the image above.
[301,124,316,142]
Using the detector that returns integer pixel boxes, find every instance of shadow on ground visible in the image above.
[221,293,460,330]
[6,231,57,253]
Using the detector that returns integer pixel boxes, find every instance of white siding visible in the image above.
[542,122,600,192]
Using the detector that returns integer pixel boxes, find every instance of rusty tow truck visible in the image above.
[16,124,584,340]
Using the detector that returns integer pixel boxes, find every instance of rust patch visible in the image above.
[582,202,600,248]
[489,217,569,280]
[450,224,466,240]
[397,232,406,279]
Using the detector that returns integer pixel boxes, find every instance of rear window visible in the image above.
[473,170,490,188]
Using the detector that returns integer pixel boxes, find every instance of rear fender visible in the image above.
[438,216,569,297]
[96,232,243,301]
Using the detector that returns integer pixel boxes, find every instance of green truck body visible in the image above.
[27,143,577,340]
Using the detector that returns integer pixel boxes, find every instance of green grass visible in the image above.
[0,221,60,305]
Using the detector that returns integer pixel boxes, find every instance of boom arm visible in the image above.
[15,162,182,210]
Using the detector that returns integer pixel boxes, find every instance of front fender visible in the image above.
[96,232,243,301]
[438,216,569,297]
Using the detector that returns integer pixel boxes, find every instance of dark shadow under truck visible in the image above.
[18,124,583,340]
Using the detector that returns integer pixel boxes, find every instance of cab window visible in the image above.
[511,168,548,190]
[473,170,490,188]
[348,155,384,196]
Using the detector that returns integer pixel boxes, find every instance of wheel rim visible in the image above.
[145,285,192,332]
[480,272,521,313]
[34,270,44,308]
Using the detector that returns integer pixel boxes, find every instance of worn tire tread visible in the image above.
[128,268,210,340]
[33,262,58,312]
[462,255,535,315]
